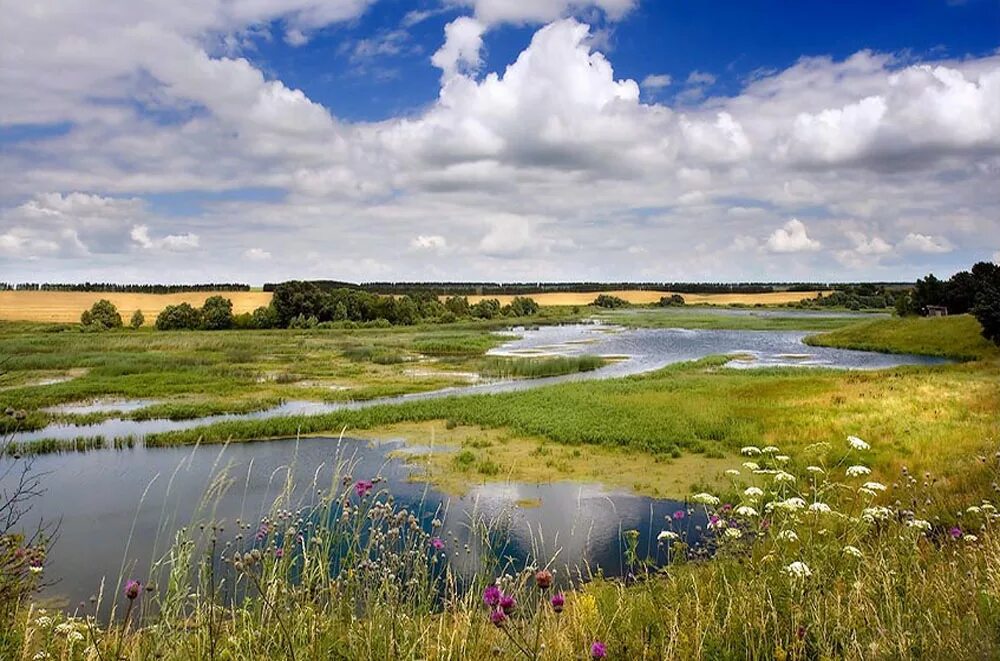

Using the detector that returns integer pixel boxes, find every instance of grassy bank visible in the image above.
[479,355,607,379]
[804,313,996,360]
[594,307,867,331]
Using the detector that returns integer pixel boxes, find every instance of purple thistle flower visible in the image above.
[590,641,607,659]
[550,592,565,613]
[124,580,141,601]
[490,608,506,627]
[672,510,685,520]
[949,526,963,539]
[430,537,445,551]
[274,547,284,559]
[482,585,501,607]
[354,480,374,498]
[499,594,516,614]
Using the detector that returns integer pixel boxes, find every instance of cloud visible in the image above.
[686,70,717,86]
[900,232,953,253]
[411,235,448,251]
[640,74,672,91]
[846,231,893,255]
[450,0,637,26]
[243,248,272,261]
[131,224,200,252]
[765,219,821,253]
[431,17,486,80]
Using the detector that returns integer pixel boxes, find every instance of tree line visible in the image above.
[897,261,1000,344]
[5,283,250,293]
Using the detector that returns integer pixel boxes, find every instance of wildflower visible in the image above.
[725,469,741,477]
[535,570,553,590]
[949,526,963,540]
[846,465,871,477]
[692,492,720,506]
[967,506,982,515]
[775,455,790,463]
[124,580,141,601]
[591,641,608,659]
[499,594,516,614]
[354,480,374,498]
[862,506,892,523]
[775,497,806,512]
[777,530,799,543]
[808,502,832,514]
[274,547,284,559]
[741,446,761,456]
[784,561,812,579]
[483,585,501,607]
[806,466,824,474]
[862,481,887,492]
[35,616,53,629]
[430,537,445,551]
[847,435,870,451]
[672,510,685,520]
[735,505,758,517]
[744,486,764,499]
[550,592,565,613]
[724,527,742,539]
[742,461,760,471]
[774,471,796,483]
[657,530,680,542]
[29,566,43,574]
[965,534,979,542]
[490,609,506,627]
[762,445,780,454]
[907,519,932,532]
[67,631,84,644]
[843,545,863,558]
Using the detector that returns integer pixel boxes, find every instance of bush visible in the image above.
[973,284,1000,345]
[80,299,123,329]
[592,294,629,309]
[129,309,144,329]
[658,294,685,307]
[200,296,234,330]
[155,303,202,330]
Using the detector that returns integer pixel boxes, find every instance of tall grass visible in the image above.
[479,355,606,378]
[12,434,1000,659]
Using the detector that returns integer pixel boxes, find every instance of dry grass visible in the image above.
[461,290,829,306]
[0,291,273,324]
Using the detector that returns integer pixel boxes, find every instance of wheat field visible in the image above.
[463,290,826,306]
[0,291,273,324]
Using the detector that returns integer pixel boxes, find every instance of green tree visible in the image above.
[592,294,629,309]
[973,284,1000,345]
[129,309,145,329]
[201,296,234,330]
[155,303,202,330]
[250,305,279,329]
[81,299,123,329]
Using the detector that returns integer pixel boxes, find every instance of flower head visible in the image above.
[842,545,863,559]
[735,505,758,517]
[499,594,516,614]
[743,486,764,499]
[672,510,685,520]
[949,526,963,540]
[784,561,812,580]
[846,465,871,477]
[657,530,680,542]
[691,492,720,506]
[430,537,445,551]
[535,569,553,590]
[354,480,374,498]
[550,592,565,613]
[124,580,141,601]
[741,446,761,456]
[490,608,506,627]
[590,641,608,659]
[847,435,870,451]
[482,585,501,607]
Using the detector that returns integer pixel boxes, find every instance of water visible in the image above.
[8,436,705,606]
[8,325,947,444]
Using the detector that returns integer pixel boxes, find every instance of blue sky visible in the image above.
[1,0,998,283]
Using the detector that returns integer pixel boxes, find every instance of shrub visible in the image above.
[129,309,144,329]
[155,303,202,330]
[592,294,629,309]
[200,296,234,330]
[658,294,686,307]
[80,299,123,329]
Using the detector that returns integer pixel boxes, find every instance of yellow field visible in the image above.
[0,291,273,324]
[462,290,827,306]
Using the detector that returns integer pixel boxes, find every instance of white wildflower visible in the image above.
[742,461,760,471]
[741,446,761,456]
[735,505,759,517]
[784,561,812,579]
[775,497,807,512]
[743,486,764,499]
[725,469,741,477]
[847,435,870,451]
[691,492,720,506]
[724,527,742,539]
[35,616,52,629]
[777,529,799,542]
[842,545,863,558]
[862,481,887,492]
[657,530,680,542]
[762,445,780,454]
[862,506,892,523]
[967,506,982,515]
[775,455,790,463]
[809,502,832,513]
[965,534,979,542]
[907,519,932,531]
[68,631,84,644]
[806,466,824,474]
[846,465,871,477]
[774,471,796,483]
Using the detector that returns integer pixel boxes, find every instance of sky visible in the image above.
[1,0,999,284]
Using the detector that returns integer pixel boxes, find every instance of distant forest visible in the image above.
[0,283,251,293]
[262,281,911,295]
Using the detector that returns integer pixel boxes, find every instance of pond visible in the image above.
[8,324,947,445]
[9,435,706,607]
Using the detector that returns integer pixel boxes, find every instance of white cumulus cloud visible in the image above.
[766,219,821,253]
